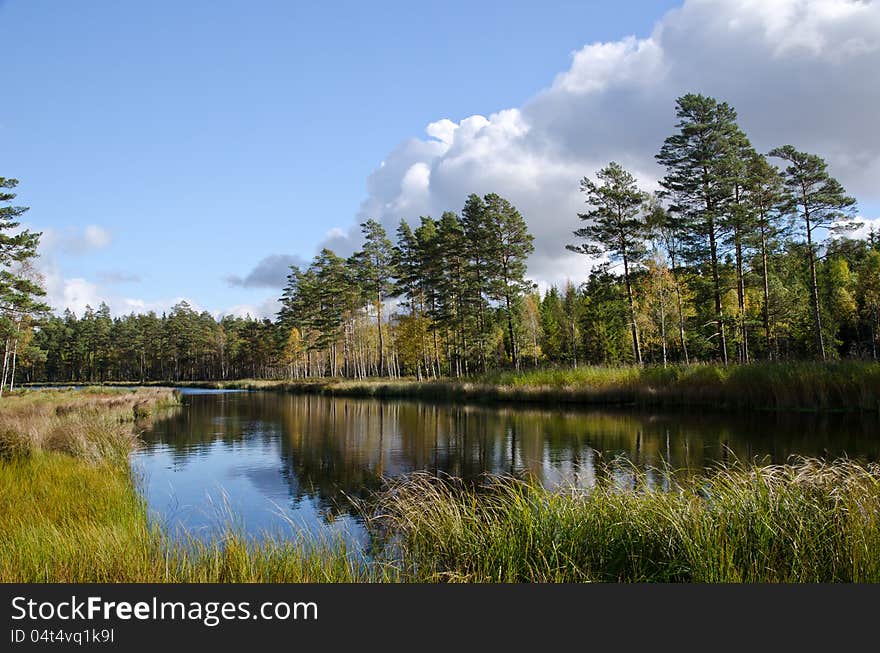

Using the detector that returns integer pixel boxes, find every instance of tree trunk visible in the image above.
[760,222,773,359]
[734,229,748,363]
[10,338,18,393]
[659,281,668,367]
[622,253,642,364]
[803,207,826,360]
[871,310,877,361]
[505,291,518,370]
[670,251,690,364]
[0,338,9,398]
[708,217,728,364]
[376,292,385,377]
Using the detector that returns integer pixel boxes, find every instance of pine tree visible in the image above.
[743,153,789,358]
[569,162,648,364]
[435,211,470,375]
[657,94,743,363]
[482,193,534,370]
[414,216,443,376]
[769,146,857,360]
[0,178,47,396]
[353,219,396,376]
[723,130,758,363]
[461,194,493,373]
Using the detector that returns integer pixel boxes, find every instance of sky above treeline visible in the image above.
[2,0,879,319]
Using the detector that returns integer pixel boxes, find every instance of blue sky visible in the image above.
[2,0,878,317]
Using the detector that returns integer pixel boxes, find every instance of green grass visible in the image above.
[371,459,880,582]
[0,452,387,582]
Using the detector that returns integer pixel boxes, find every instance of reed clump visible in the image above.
[0,387,180,463]
[370,458,880,582]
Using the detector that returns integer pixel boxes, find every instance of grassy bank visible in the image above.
[154,360,880,412]
[372,459,880,582]
[0,453,384,581]
[0,387,180,462]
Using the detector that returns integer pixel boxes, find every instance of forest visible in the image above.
[8,93,880,384]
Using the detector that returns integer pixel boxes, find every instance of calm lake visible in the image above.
[131,388,880,543]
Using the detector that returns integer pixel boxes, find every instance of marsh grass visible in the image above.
[370,459,880,582]
[0,387,181,463]
[168,361,880,412]
[0,452,386,582]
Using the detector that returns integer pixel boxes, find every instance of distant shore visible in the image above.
[25,360,880,412]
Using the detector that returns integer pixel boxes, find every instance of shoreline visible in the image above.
[24,361,880,413]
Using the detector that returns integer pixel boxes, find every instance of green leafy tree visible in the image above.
[646,197,691,363]
[858,250,880,360]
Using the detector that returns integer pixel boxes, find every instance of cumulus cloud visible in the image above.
[220,296,280,320]
[843,215,880,241]
[37,248,195,317]
[315,0,880,289]
[41,224,112,255]
[226,254,307,289]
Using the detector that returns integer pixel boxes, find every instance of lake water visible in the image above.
[131,388,880,543]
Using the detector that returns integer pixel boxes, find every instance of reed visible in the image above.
[370,458,880,582]
[178,361,880,412]
[0,387,180,463]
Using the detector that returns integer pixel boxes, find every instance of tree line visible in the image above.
[13,93,880,382]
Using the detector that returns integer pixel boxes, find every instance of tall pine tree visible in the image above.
[568,162,648,364]
[769,146,857,360]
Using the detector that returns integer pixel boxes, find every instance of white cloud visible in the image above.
[317,0,880,289]
[82,225,111,250]
[219,296,279,320]
[41,224,112,255]
[55,277,102,316]
[842,215,880,241]
[38,249,200,317]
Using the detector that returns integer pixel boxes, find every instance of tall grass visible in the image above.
[174,361,880,412]
[32,360,880,412]
[0,452,387,582]
[370,459,880,582]
[0,387,181,462]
